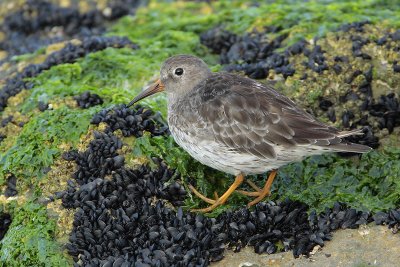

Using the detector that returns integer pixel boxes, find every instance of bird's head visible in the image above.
[127,55,211,107]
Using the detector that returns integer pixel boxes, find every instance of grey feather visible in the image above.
[161,55,371,175]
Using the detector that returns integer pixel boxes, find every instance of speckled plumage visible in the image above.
[128,54,372,211]
[165,56,371,175]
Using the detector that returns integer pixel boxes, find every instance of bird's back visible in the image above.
[167,72,371,174]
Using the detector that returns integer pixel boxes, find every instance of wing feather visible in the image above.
[175,73,369,159]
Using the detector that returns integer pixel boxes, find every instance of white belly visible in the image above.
[168,123,334,176]
[169,125,303,175]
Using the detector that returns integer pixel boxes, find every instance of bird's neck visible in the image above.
[166,91,186,112]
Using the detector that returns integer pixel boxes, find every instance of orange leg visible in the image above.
[188,185,216,204]
[236,179,263,196]
[189,173,245,212]
[237,170,277,207]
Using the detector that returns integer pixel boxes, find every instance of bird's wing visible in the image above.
[183,73,345,159]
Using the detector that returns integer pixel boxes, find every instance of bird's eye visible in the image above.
[174,68,184,76]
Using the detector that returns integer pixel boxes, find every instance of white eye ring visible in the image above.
[174,68,184,76]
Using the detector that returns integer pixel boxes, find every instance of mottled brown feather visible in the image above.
[169,72,370,158]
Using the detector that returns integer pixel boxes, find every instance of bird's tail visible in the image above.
[331,128,372,153]
[330,142,372,153]
[337,128,365,138]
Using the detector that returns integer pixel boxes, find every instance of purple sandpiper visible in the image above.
[128,55,371,212]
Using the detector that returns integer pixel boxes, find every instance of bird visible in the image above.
[127,54,372,212]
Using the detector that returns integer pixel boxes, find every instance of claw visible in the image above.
[189,173,245,212]
[236,170,277,207]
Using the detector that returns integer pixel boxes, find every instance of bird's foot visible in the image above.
[237,170,277,207]
[188,185,218,204]
[236,180,264,196]
[189,173,245,212]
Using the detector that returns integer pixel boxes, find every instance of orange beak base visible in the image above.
[127,79,165,108]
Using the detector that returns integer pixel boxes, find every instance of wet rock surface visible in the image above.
[212,225,400,267]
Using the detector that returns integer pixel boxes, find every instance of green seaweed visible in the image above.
[10,47,46,63]
[0,106,97,188]
[0,201,72,267]
[110,0,400,52]
[20,48,155,114]
[133,133,198,177]
[271,148,400,213]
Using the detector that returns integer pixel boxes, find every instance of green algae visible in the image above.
[273,148,400,213]
[248,0,400,44]
[0,201,72,266]
[0,106,97,188]
[10,47,46,63]
[20,48,149,114]
[110,0,400,52]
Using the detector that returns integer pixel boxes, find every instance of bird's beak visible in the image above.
[127,79,165,107]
